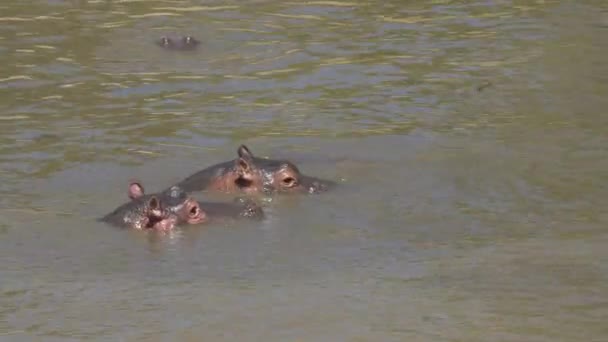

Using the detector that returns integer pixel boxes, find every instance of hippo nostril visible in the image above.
[309,181,327,194]
[309,184,319,194]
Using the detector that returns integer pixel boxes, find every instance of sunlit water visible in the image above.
[1,1,607,341]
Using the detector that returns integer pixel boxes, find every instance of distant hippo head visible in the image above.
[156,35,199,51]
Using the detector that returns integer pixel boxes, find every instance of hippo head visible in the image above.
[129,182,206,226]
[156,35,199,51]
[233,145,335,195]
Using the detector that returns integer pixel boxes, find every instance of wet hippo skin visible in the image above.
[170,145,335,195]
[130,181,265,222]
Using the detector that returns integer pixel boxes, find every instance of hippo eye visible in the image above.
[189,205,199,217]
[282,177,296,187]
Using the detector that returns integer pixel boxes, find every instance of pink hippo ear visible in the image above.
[128,180,145,199]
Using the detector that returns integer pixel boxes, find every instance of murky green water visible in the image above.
[1,0,607,341]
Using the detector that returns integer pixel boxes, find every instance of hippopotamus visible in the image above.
[99,184,205,231]
[169,145,335,195]
[129,182,265,222]
[156,35,199,51]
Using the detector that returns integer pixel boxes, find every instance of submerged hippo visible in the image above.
[129,182,265,222]
[156,35,199,51]
[169,145,335,195]
[100,184,205,231]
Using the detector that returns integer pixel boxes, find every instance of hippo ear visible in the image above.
[128,181,145,199]
[148,196,160,210]
[237,145,254,160]
[235,156,253,173]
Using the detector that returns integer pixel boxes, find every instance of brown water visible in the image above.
[1,0,607,341]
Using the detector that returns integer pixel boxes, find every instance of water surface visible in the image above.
[1,1,607,341]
